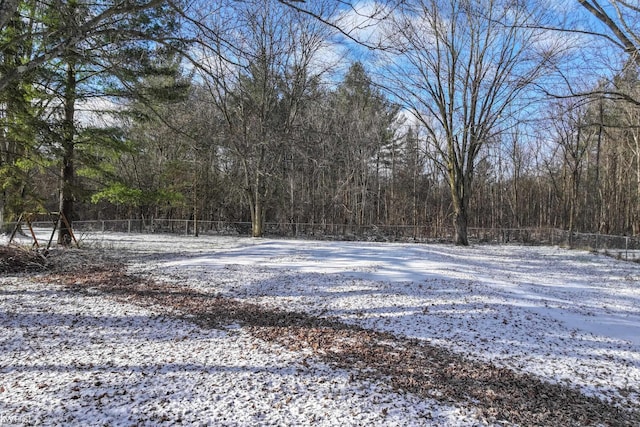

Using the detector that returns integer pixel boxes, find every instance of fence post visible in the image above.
[626,236,629,260]
[128,220,131,233]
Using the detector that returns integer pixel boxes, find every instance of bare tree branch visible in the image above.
[578,0,640,62]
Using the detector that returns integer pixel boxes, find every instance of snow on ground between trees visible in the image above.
[3,279,468,426]
[1,231,640,425]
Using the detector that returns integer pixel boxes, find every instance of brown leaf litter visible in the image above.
[0,245,48,273]
[5,247,638,426]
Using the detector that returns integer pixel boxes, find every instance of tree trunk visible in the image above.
[448,142,472,246]
[57,60,76,246]
[58,144,75,245]
[450,177,471,246]
[251,195,263,237]
[0,192,4,231]
[453,207,469,246]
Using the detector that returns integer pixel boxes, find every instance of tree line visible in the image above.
[2,0,640,245]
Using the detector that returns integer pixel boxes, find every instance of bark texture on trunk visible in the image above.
[57,60,76,246]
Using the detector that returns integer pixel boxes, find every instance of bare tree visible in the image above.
[578,0,640,62]
[548,1,640,106]
[195,0,335,237]
[382,0,560,245]
[550,100,596,234]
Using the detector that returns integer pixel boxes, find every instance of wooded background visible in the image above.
[2,0,640,245]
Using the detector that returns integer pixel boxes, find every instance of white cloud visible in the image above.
[334,1,392,48]
[76,97,123,128]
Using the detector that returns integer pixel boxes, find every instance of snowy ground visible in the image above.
[2,230,640,425]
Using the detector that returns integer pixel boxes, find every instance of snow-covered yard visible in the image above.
[1,231,639,425]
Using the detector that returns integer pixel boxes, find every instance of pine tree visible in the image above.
[0,0,184,243]
[0,1,51,225]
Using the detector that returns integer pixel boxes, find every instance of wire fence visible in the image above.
[5,218,640,260]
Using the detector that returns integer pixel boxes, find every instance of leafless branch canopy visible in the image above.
[578,0,640,63]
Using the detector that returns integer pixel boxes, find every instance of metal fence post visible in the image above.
[626,236,629,260]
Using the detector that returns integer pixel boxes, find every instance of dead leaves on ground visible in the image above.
[0,246,47,273]
[40,261,640,427]
[0,245,120,274]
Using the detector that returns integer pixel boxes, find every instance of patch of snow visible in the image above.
[99,233,640,409]
[0,279,480,426]
[3,230,640,422]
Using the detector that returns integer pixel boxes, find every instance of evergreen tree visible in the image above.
[0,1,52,225]
[89,57,192,223]
[329,62,399,226]
[0,0,185,243]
